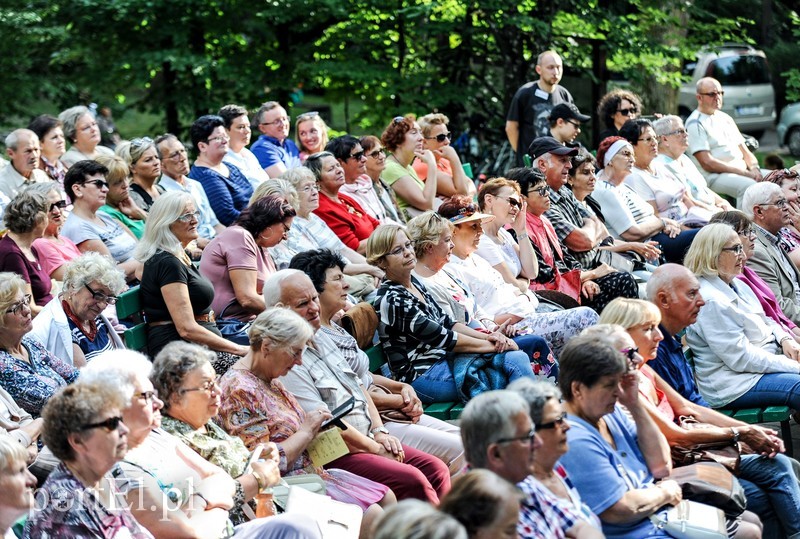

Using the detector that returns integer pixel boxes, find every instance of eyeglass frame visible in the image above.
[347,150,366,161]
[296,111,320,122]
[757,198,788,209]
[616,107,638,117]
[664,128,688,137]
[537,412,568,431]
[49,200,68,213]
[425,132,451,143]
[721,244,745,255]
[5,294,32,315]
[366,149,384,159]
[494,195,521,208]
[82,179,109,190]
[180,378,220,395]
[699,91,725,98]
[738,228,757,239]
[138,390,159,403]
[80,416,124,432]
[84,283,118,305]
[175,211,201,223]
[495,428,537,445]
[387,240,414,257]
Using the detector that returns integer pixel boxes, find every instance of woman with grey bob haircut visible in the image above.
[58,106,114,167]
[374,499,467,539]
[0,190,53,315]
[31,252,126,367]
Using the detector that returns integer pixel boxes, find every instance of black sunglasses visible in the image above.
[537,412,568,431]
[617,107,638,117]
[49,200,67,212]
[82,179,109,189]
[426,132,451,143]
[366,149,384,159]
[347,150,365,161]
[80,416,124,432]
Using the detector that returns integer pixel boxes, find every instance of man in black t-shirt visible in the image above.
[505,50,574,166]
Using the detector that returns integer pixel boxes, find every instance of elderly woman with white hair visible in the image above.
[31,252,126,367]
[0,437,37,539]
[136,191,248,366]
[81,350,321,539]
[684,222,800,410]
[652,115,733,214]
[58,106,114,167]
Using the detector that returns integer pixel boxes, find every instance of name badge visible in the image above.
[534,88,550,99]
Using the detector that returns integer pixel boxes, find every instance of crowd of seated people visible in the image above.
[4,65,800,538]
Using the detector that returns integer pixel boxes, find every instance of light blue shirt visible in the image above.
[158,174,220,239]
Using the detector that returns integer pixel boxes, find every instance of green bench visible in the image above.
[115,286,148,353]
[365,345,461,421]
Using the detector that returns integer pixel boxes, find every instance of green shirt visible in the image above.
[98,205,146,239]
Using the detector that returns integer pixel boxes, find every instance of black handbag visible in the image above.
[216,301,252,345]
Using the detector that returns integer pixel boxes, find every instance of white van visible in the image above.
[678,45,776,138]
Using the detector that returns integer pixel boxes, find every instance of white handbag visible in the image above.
[650,500,727,539]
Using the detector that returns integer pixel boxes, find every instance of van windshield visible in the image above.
[707,55,772,85]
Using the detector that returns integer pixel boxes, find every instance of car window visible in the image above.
[707,55,771,85]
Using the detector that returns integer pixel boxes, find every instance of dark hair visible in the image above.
[558,335,626,400]
[619,118,653,146]
[190,114,225,149]
[154,133,180,159]
[27,114,61,142]
[596,89,643,130]
[381,115,416,152]
[505,167,546,197]
[325,135,360,161]
[64,160,109,199]
[288,249,346,293]
[235,194,296,237]
[303,151,335,181]
[360,135,381,153]
[218,104,249,129]
[568,148,597,177]
[438,194,475,220]
[708,210,752,234]
[596,136,628,168]
[440,470,522,537]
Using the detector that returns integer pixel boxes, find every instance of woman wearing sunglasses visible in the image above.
[596,89,643,141]
[32,252,126,368]
[413,113,475,200]
[601,299,800,539]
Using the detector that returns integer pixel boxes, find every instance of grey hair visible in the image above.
[742,182,782,219]
[460,390,530,470]
[62,252,127,296]
[249,307,315,350]
[652,115,682,138]
[58,106,92,142]
[507,378,562,426]
[151,341,216,411]
[21,180,61,199]
[135,191,194,263]
[373,500,467,539]
[263,269,305,307]
[80,349,154,402]
[279,167,317,192]
[4,129,37,151]
[303,151,335,181]
[115,139,157,167]
[3,190,48,233]
[254,101,282,125]
[646,263,693,303]
[250,178,298,209]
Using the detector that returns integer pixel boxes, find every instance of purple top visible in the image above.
[0,235,53,306]
[737,265,797,331]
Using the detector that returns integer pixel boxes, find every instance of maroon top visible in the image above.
[0,235,53,306]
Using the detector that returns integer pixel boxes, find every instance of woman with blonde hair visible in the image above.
[96,154,147,239]
[116,138,163,213]
[0,437,36,538]
[413,113,475,199]
[136,191,248,366]
[295,111,329,162]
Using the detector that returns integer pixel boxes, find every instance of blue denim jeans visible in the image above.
[737,454,800,539]
[411,360,459,404]
[727,372,800,410]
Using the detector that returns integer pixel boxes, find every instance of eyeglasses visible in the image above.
[620,346,639,368]
[49,200,67,212]
[296,111,319,122]
[301,183,320,193]
[138,390,159,403]
[532,186,550,197]
[638,136,657,145]
[565,120,581,129]
[721,244,744,255]
[5,294,32,315]
[392,116,406,124]
[447,204,478,222]
[176,211,201,223]
[765,168,800,183]
[665,128,688,137]
[347,150,365,161]
[699,91,725,98]
[388,241,414,257]
[366,149,384,159]
[758,198,788,209]
[738,228,756,239]
[496,195,521,208]
[537,412,568,431]
[79,121,98,132]
[82,179,109,190]
[180,379,220,394]
[280,221,291,233]
[167,148,188,162]
[130,137,154,148]
[425,132,451,143]
[260,117,289,127]
[207,134,230,144]
[84,283,118,305]
[617,107,638,116]
[496,428,537,445]
[80,416,124,432]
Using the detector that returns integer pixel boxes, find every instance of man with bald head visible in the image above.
[685,76,759,208]
[262,269,452,502]
[506,50,575,167]
[0,129,49,200]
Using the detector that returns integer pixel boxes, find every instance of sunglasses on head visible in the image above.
[130,136,154,148]
[426,132,451,143]
[448,204,478,222]
[296,111,320,122]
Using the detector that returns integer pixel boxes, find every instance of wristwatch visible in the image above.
[369,426,390,439]
[730,427,740,443]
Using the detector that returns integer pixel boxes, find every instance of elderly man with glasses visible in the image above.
[685,77,760,208]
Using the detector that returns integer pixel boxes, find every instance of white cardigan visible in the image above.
[685,275,798,408]
[30,296,124,366]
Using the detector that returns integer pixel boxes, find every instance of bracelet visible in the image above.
[252,470,267,492]
[193,492,209,508]
[660,218,667,230]
[780,336,793,346]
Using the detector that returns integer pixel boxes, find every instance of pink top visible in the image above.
[32,236,83,277]
[199,225,276,321]
[639,366,674,421]
[738,265,797,331]
[412,156,453,184]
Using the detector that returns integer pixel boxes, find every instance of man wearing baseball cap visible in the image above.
[548,103,590,146]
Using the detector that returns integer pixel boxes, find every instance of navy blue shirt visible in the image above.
[650,324,709,407]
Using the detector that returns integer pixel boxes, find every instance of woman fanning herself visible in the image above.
[380,115,438,220]
[601,298,800,538]
[369,224,535,404]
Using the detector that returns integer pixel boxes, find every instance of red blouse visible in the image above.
[314,192,380,250]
